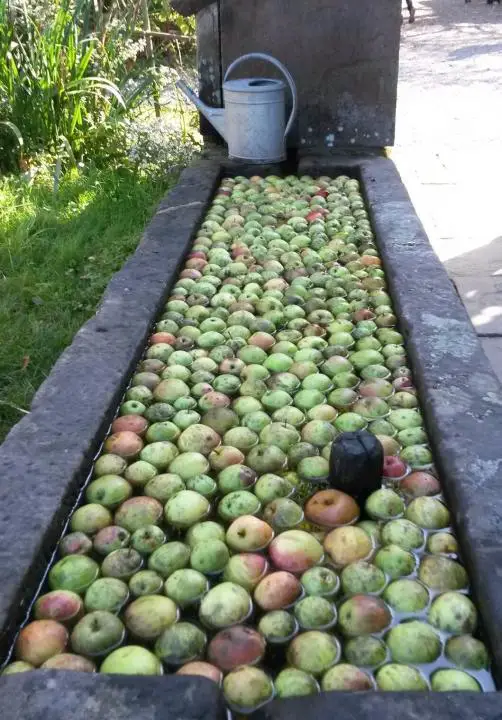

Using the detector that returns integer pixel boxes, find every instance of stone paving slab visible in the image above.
[481,337,502,385]
[448,236,502,334]
[394,0,502,375]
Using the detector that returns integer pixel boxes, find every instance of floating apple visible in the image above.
[275,668,320,697]
[338,595,392,636]
[199,582,252,629]
[321,664,374,691]
[1,662,35,675]
[93,526,131,556]
[34,590,83,625]
[344,635,387,667]
[294,596,336,630]
[383,578,429,613]
[223,666,274,713]
[115,497,163,532]
[148,542,190,579]
[426,531,458,555]
[382,455,408,479]
[190,539,229,575]
[428,592,477,634]
[305,489,359,528]
[71,611,125,657]
[164,568,208,607]
[341,561,386,595]
[155,622,207,666]
[59,532,93,557]
[374,544,415,579]
[323,527,373,567]
[41,653,96,672]
[101,646,163,675]
[431,669,481,692]
[71,504,113,536]
[254,571,302,611]
[445,635,489,670]
[209,445,244,471]
[49,555,100,594]
[84,578,129,613]
[104,431,143,459]
[165,491,210,528]
[376,664,428,691]
[269,530,323,574]
[399,470,441,498]
[387,620,441,664]
[287,631,340,676]
[225,515,274,552]
[223,553,269,590]
[124,595,178,641]
[15,620,68,667]
[208,625,266,671]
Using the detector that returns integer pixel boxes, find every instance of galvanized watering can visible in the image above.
[177,52,298,163]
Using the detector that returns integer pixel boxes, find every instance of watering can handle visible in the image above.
[224,52,298,138]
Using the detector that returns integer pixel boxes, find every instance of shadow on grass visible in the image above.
[0,165,176,441]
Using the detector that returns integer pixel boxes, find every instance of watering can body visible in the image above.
[177,53,298,163]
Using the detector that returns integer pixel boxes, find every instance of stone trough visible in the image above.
[1,152,502,719]
[2,0,502,717]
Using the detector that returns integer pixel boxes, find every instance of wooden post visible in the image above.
[141,0,161,117]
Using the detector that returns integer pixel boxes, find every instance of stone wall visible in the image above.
[192,0,400,150]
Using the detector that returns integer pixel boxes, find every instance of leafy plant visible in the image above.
[0,0,158,169]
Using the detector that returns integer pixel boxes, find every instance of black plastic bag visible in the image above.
[328,431,383,503]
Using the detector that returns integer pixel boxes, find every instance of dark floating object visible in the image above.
[329,431,383,503]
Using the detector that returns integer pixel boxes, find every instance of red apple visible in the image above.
[15,620,68,666]
[150,332,176,345]
[268,530,324,573]
[104,431,143,459]
[353,309,375,322]
[248,332,275,350]
[208,625,266,671]
[400,471,441,498]
[305,490,360,528]
[111,415,149,436]
[185,258,207,271]
[254,571,302,610]
[383,456,408,479]
[41,653,96,672]
[179,269,202,280]
[34,591,83,626]
[176,661,222,684]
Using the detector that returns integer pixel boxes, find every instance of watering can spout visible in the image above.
[177,79,226,140]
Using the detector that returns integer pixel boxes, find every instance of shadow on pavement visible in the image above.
[418,0,502,27]
[449,40,502,58]
[446,235,502,335]
[445,236,502,382]
[403,0,502,37]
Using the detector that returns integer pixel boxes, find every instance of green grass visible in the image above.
[0,165,176,441]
